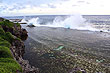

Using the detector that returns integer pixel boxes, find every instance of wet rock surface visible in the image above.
[27,24,36,27]
[23,26,110,73]
[10,28,39,73]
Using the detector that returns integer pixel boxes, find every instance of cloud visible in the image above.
[72,5,79,7]
[47,4,56,8]
[77,1,85,3]
[1,0,110,15]
[86,2,90,4]
[60,0,69,1]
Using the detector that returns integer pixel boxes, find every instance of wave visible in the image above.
[21,14,110,32]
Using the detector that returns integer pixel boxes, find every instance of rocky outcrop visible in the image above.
[11,39,39,73]
[0,18,39,73]
[0,17,4,22]
[27,24,35,27]
[10,26,39,73]
[1,23,28,40]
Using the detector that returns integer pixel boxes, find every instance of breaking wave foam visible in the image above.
[22,14,100,31]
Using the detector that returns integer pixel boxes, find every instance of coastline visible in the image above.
[0,17,39,73]
[1,17,110,73]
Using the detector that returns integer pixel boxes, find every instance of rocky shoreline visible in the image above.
[23,26,110,73]
[10,38,39,73]
[0,17,39,73]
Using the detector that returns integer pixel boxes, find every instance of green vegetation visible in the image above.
[0,58,22,73]
[0,19,20,28]
[0,27,15,43]
[0,26,5,35]
[4,32,15,43]
[0,46,13,58]
[0,18,22,73]
[0,39,11,48]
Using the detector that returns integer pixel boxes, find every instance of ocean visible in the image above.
[3,15,110,72]
[3,15,110,32]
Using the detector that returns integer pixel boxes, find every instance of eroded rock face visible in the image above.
[1,23,28,40]
[0,18,39,73]
[11,39,39,73]
[21,29,28,41]
[9,25,39,72]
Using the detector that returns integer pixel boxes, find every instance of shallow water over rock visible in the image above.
[23,26,110,73]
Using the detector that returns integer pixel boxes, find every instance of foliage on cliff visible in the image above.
[0,18,22,73]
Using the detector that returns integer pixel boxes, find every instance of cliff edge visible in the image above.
[0,17,39,73]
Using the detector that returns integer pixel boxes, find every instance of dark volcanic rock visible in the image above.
[0,17,4,21]
[21,29,28,41]
[27,24,36,27]
[0,18,39,73]
[1,23,28,40]
[11,39,39,73]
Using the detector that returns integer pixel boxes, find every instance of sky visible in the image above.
[0,0,110,16]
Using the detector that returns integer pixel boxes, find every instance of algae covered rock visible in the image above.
[0,18,28,41]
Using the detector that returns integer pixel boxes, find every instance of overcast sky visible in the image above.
[0,0,110,16]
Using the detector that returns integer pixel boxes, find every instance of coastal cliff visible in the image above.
[0,17,39,73]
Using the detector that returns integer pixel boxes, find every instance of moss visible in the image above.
[0,20,14,28]
[15,22,20,27]
[0,40,11,48]
[0,46,13,58]
[0,27,5,35]
[0,58,22,73]
[0,18,23,73]
[0,19,20,28]
[0,37,11,48]
[0,31,15,43]
[15,37,21,41]
[3,32,15,43]
[0,37,4,41]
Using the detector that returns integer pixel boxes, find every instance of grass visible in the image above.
[0,20,20,28]
[0,58,22,73]
[0,27,15,43]
[0,27,5,35]
[0,18,22,73]
[0,46,13,58]
[0,37,11,48]
[0,43,22,73]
